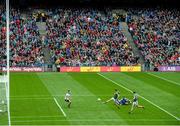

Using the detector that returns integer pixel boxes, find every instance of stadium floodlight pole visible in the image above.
[6,0,11,125]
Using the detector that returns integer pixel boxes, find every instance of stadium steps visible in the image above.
[36,22,52,65]
[37,22,46,36]
[120,22,144,64]
[42,47,52,65]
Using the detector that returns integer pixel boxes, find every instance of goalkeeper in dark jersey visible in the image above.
[115,97,131,105]
[103,89,120,104]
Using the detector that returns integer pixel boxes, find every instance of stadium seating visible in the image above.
[45,8,139,66]
[0,7,6,67]
[1,7,179,67]
[127,9,180,66]
[0,8,44,67]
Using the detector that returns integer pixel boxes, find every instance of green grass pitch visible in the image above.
[0,72,180,125]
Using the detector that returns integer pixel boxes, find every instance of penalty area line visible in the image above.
[97,73,180,121]
[53,98,66,117]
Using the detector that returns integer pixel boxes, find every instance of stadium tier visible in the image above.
[45,8,139,66]
[0,8,44,67]
[127,8,180,66]
[0,7,179,70]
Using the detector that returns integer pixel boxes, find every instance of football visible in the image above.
[97,98,101,101]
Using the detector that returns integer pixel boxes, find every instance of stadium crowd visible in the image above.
[1,6,179,68]
[0,7,6,67]
[127,8,180,66]
[0,8,44,67]
[45,8,139,66]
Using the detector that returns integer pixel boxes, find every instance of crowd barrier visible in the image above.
[60,66,141,72]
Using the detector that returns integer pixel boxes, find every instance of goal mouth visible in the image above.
[0,74,7,112]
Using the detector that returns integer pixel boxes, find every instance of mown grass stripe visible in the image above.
[11,119,178,122]
[97,73,180,121]
[147,73,180,86]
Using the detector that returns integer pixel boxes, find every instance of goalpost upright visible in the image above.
[6,0,11,125]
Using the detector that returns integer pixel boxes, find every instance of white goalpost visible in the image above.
[0,0,11,125]
[6,0,11,125]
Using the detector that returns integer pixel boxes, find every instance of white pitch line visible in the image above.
[11,115,63,118]
[97,73,180,121]
[11,119,178,122]
[53,98,66,117]
[147,73,180,86]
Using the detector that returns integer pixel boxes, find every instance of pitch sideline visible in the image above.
[53,97,67,117]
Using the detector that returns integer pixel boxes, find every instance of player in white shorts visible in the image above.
[129,92,144,114]
[65,90,71,108]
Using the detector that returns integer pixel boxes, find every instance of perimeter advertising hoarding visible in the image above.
[80,67,100,72]
[121,66,141,72]
[100,66,120,72]
[1,67,43,72]
[60,66,141,72]
[60,67,80,72]
[158,66,180,72]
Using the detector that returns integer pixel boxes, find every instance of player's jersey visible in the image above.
[133,93,138,102]
[116,98,127,105]
[113,92,119,100]
[121,98,127,105]
[65,92,71,100]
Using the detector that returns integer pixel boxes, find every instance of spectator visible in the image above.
[45,8,139,66]
[0,8,44,67]
[127,8,180,66]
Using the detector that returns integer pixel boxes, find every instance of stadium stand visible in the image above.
[0,7,6,67]
[127,8,180,67]
[45,8,139,66]
[0,8,44,67]
[1,6,179,68]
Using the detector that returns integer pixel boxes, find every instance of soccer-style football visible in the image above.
[97,98,101,101]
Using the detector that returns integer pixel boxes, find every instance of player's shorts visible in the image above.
[132,101,138,106]
[115,99,120,104]
[65,99,70,102]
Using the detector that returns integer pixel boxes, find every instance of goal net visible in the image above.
[0,74,7,113]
